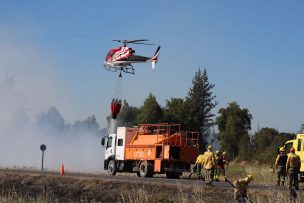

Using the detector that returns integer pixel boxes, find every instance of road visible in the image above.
[0,168,289,192]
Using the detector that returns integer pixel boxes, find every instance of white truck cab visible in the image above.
[101,127,136,175]
[103,134,116,161]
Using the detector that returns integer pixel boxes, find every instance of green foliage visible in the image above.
[252,128,295,163]
[136,93,163,124]
[253,128,279,153]
[216,101,252,158]
[117,100,140,127]
[184,68,218,151]
[163,98,186,127]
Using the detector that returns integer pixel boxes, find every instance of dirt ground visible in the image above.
[0,171,296,203]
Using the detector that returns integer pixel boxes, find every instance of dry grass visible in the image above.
[184,162,277,184]
[120,184,304,203]
[225,162,276,184]
[0,170,303,203]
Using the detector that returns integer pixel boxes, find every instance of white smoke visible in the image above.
[0,27,105,173]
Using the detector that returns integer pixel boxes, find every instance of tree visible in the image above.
[163,98,186,127]
[216,102,252,159]
[36,106,65,134]
[253,128,279,153]
[137,93,163,124]
[252,128,294,163]
[117,100,139,127]
[72,115,100,135]
[184,68,218,151]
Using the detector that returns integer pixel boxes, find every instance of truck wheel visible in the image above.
[107,160,116,176]
[139,161,154,177]
[166,171,181,179]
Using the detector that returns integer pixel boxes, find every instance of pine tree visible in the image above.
[184,68,218,151]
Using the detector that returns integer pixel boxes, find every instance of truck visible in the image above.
[284,133,304,180]
[101,123,199,178]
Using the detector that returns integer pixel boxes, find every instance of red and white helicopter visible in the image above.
[104,39,160,74]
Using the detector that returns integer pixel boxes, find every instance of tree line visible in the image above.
[112,68,297,163]
[31,68,298,163]
[37,106,104,136]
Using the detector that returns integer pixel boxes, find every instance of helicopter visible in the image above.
[104,39,160,74]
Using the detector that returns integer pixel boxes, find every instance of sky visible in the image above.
[0,0,303,133]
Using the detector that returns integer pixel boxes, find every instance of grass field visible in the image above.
[224,162,277,184]
[0,167,303,203]
[183,162,277,185]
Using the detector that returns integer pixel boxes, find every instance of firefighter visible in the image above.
[214,150,220,179]
[274,147,287,186]
[214,151,226,181]
[286,147,301,191]
[233,175,253,203]
[189,153,205,178]
[204,145,215,183]
[223,151,229,164]
[223,151,230,169]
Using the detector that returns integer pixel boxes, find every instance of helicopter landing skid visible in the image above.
[104,65,135,74]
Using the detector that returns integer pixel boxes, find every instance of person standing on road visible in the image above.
[204,145,215,184]
[223,151,229,174]
[214,151,226,181]
[274,147,287,186]
[286,147,301,191]
[233,175,253,203]
[223,151,230,165]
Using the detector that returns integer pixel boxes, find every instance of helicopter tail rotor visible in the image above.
[150,46,161,61]
[150,46,161,69]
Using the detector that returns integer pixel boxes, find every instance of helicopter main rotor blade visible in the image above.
[112,39,149,43]
[112,40,126,43]
[127,39,149,43]
[112,39,155,46]
[131,42,155,45]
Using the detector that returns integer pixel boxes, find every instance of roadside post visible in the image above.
[40,144,46,171]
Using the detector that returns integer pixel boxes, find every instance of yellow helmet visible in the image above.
[208,145,212,150]
[247,174,253,181]
[223,151,227,155]
[279,147,285,152]
[215,150,220,154]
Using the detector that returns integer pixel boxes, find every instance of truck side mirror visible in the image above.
[101,137,106,147]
